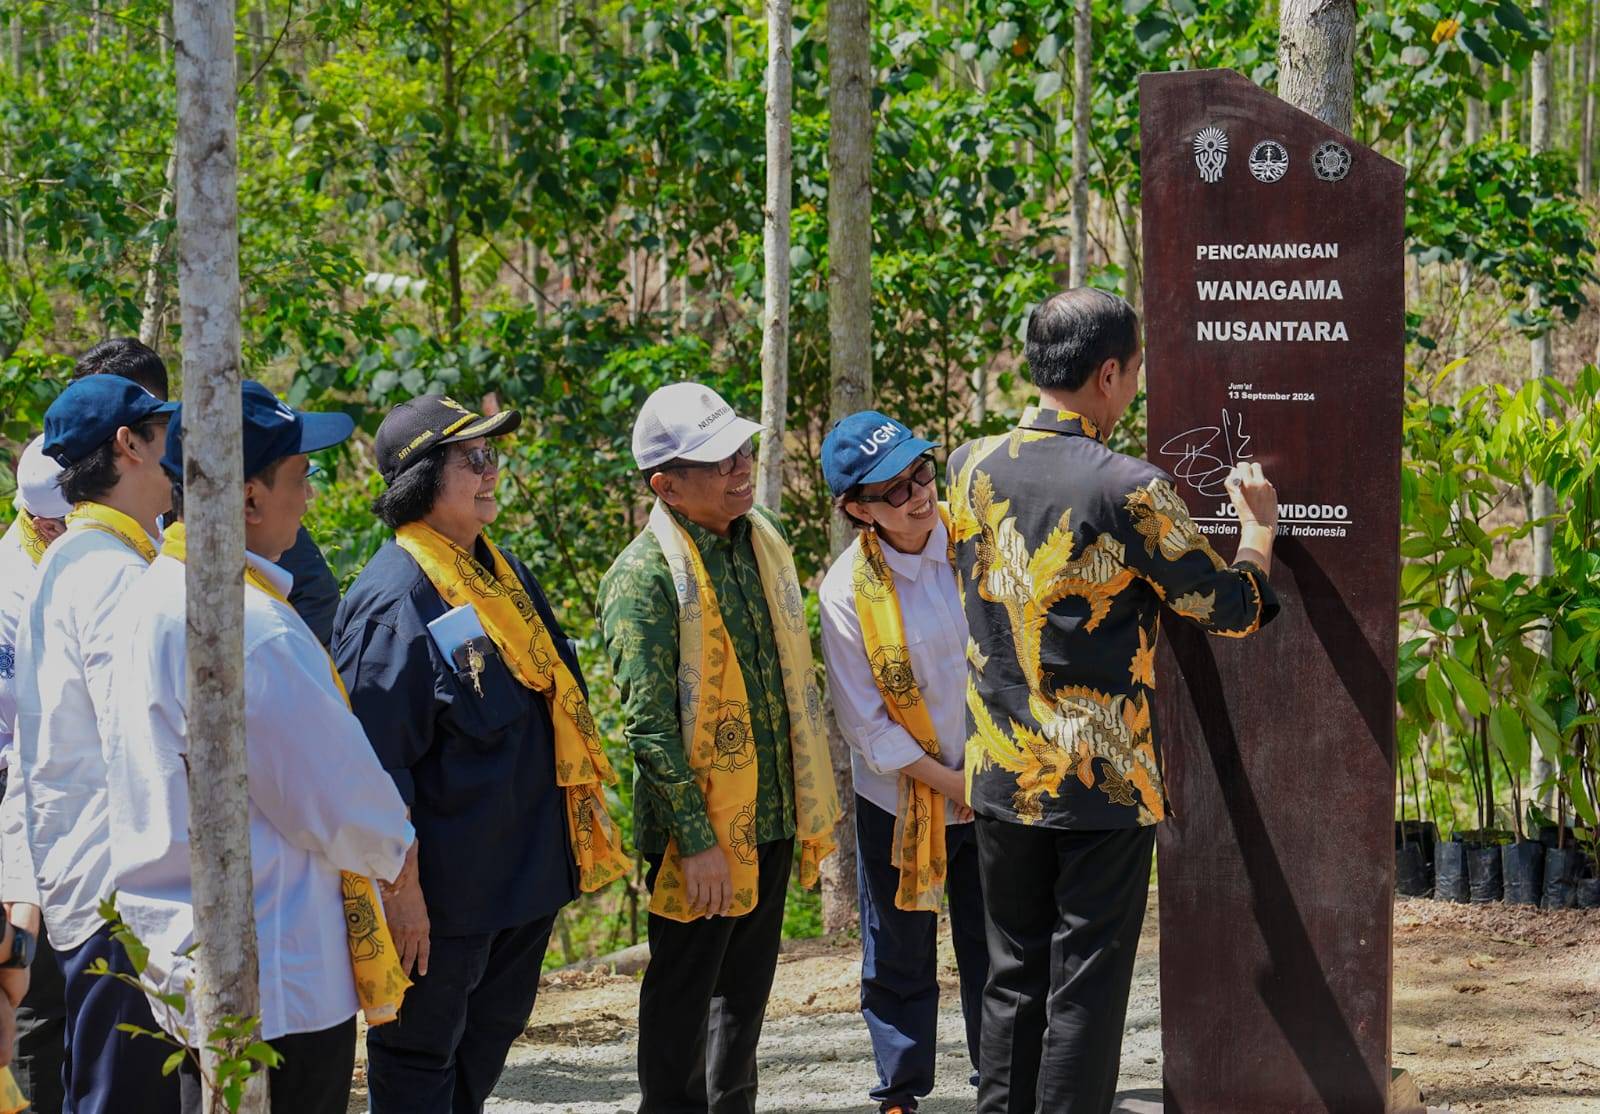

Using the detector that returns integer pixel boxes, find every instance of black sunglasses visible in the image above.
[454,446,498,476]
[854,456,936,508]
[669,439,755,478]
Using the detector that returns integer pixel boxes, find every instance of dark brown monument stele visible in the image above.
[1140,70,1405,1113]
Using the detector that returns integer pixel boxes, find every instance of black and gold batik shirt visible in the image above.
[948,406,1280,830]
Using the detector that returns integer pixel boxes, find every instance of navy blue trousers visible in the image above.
[855,795,987,1111]
[57,922,180,1114]
[366,915,555,1114]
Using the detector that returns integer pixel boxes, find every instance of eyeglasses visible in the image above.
[669,439,755,478]
[854,456,937,508]
[455,446,497,476]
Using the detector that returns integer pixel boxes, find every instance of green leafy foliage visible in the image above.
[91,896,281,1111]
[4,0,1598,959]
[1406,142,1596,344]
[1398,364,1600,868]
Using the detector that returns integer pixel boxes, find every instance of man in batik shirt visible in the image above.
[598,383,838,1114]
[949,288,1282,1114]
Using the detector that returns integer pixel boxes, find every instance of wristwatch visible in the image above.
[0,915,34,969]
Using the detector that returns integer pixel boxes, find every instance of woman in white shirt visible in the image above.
[817,411,986,1114]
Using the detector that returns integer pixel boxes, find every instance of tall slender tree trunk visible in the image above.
[524,9,544,322]
[1567,42,1579,148]
[1465,68,1484,152]
[1404,125,1423,306]
[1502,63,1515,141]
[5,17,23,263]
[139,153,179,349]
[441,0,463,341]
[1582,1,1597,195]
[1117,186,1139,310]
[172,0,264,1108]
[247,3,266,107]
[559,0,579,313]
[1277,0,1356,134]
[1456,72,1484,400]
[1530,0,1556,804]
[755,0,793,514]
[1069,0,1091,286]
[823,0,873,934]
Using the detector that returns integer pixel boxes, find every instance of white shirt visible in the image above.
[8,522,160,945]
[107,552,413,1041]
[0,518,35,771]
[818,518,971,822]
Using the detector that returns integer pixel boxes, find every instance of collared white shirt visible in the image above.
[0,518,35,771]
[818,518,971,822]
[8,522,160,945]
[107,551,413,1041]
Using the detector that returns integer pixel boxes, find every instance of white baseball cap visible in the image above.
[14,435,71,519]
[632,383,764,471]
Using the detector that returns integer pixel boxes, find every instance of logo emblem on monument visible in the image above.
[1193,127,1228,184]
[1248,139,1289,182]
[1311,140,1352,182]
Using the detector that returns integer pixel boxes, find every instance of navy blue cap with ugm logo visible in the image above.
[821,410,939,497]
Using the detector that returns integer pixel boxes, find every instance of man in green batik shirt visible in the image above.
[598,383,798,1114]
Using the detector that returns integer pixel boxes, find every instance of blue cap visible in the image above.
[42,375,179,467]
[821,411,939,497]
[162,380,356,481]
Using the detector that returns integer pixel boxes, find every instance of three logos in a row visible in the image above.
[1192,128,1352,184]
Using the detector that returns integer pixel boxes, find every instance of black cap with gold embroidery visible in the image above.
[374,394,521,483]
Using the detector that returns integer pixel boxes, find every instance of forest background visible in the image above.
[2,0,1599,966]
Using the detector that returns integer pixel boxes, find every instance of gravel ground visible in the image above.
[475,903,1162,1113]
[344,894,1598,1113]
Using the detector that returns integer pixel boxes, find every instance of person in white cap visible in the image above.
[598,382,840,1114]
[0,435,72,1114]
[1,436,72,770]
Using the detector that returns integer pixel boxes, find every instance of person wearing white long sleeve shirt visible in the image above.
[0,434,72,1114]
[106,380,414,1114]
[0,435,72,773]
[10,374,179,1114]
[816,412,987,1114]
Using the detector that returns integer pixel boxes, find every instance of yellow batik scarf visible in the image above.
[852,505,957,913]
[393,522,629,894]
[160,523,412,1027]
[646,501,840,923]
[0,1066,23,1113]
[67,501,158,561]
[16,510,49,564]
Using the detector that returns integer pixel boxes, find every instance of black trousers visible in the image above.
[366,915,555,1114]
[0,768,66,1114]
[13,931,66,1114]
[637,838,792,1114]
[178,1016,356,1114]
[974,818,1156,1114]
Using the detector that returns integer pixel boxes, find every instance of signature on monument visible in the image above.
[1156,408,1254,498]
